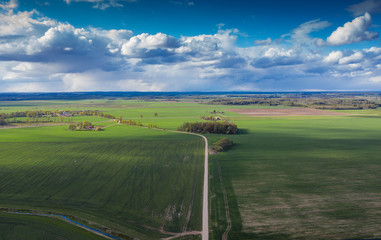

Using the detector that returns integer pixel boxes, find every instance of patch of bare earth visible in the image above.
[226,108,352,116]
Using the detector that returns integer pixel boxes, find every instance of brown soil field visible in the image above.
[226,108,352,116]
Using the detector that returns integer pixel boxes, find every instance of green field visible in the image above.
[209,116,381,239]
[0,119,204,239]
[1,99,381,239]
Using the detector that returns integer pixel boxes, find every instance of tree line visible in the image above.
[0,109,116,125]
[200,116,217,121]
[79,110,115,119]
[116,117,159,129]
[0,110,67,124]
[208,97,381,110]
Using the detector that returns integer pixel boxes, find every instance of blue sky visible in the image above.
[0,0,380,92]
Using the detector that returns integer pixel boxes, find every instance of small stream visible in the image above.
[10,212,122,240]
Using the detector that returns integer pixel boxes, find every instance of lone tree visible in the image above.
[116,116,123,123]
[0,117,6,125]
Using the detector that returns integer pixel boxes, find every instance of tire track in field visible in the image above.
[182,144,201,232]
[59,143,130,204]
[118,156,146,214]
[10,226,14,240]
[160,145,184,232]
[82,145,142,208]
[216,160,231,240]
[165,130,209,240]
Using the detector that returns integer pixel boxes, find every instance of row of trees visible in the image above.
[147,123,159,128]
[118,119,144,126]
[79,110,115,119]
[0,110,72,124]
[68,121,101,131]
[178,121,238,134]
[117,118,159,129]
[0,110,52,119]
[200,116,217,121]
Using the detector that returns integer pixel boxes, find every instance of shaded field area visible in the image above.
[226,108,352,116]
[0,125,204,239]
[210,116,381,239]
[0,212,105,240]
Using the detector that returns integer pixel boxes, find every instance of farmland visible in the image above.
[209,115,381,239]
[0,116,204,239]
[1,97,381,239]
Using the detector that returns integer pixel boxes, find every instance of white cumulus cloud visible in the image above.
[324,51,343,63]
[338,52,364,65]
[326,13,378,46]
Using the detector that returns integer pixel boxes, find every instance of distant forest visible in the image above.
[1,91,381,102]
[208,97,381,110]
[1,92,381,110]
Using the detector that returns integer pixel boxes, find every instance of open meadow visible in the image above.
[1,98,381,239]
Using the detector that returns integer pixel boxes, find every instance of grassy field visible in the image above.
[0,212,107,240]
[2,99,381,239]
[0,123,204,239]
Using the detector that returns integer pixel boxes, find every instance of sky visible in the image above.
[0,0,380,92]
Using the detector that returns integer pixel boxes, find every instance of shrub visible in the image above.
[212,138,233,152]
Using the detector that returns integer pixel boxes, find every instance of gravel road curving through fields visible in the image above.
[200,134,209,240]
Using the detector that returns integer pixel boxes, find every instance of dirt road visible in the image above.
[200,134,209,240]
